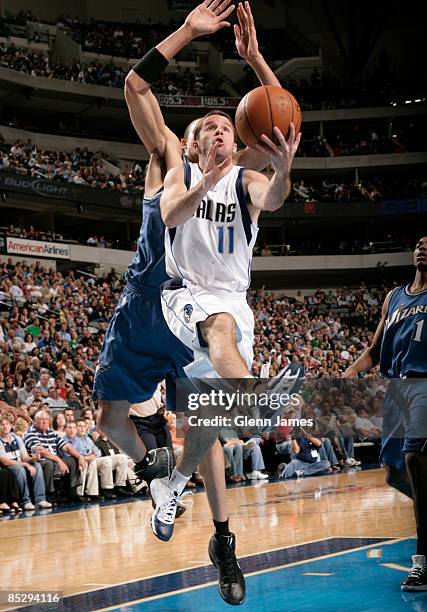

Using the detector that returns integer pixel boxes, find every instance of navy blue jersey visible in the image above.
[380,284,427,377]
[125,190,168,291]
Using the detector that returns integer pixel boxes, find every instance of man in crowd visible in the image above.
[23,411,85,503]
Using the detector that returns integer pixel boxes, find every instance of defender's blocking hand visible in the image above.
[234,1,260,62]
[185,0,235,38]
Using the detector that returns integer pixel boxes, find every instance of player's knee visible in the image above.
[201,312,237,346]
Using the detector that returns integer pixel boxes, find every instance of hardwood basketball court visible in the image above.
[0,468,420,611]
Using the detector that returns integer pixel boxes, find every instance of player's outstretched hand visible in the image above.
[255,123,301,176]
[201,142,231,191]
[185,0,235,38]
[234,1,259,62]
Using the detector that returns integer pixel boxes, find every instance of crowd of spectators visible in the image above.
[3,225,136,252]
[1,14,423,112]
[1,39,413,112]
[0,140,145,193]
[0,42,210,97]
[1,137,424,201]
[254,235,412,257]
[0,260,389,403]
[0,257,394,507]
[297,130,413,158]
[290,175,427,203]
[249,285,386,379]
[56,16,296,63]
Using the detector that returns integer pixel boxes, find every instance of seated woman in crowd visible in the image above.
[53,412,67,437]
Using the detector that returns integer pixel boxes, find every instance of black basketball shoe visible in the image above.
[135,447,175,486]
[401,555,427,591]
[208,533,246,606]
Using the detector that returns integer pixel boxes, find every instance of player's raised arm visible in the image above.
[243,123,300,216]
[343,290,395,378]
[124,0,235,185]
[233,1,281,171]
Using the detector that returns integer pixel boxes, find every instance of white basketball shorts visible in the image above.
[161,278,254,379]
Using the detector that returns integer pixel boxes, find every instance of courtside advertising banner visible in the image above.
[6,236,71,259]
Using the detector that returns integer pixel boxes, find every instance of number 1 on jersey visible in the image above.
[413,319,425,342]
[217,226,234,254]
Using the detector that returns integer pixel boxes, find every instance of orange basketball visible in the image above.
[235,85,301,148]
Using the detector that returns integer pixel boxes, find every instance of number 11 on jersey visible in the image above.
[217,226,234,254]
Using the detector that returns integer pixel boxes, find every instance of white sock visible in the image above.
[169,468,190,494]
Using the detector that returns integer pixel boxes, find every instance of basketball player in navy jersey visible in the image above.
[344,236,427,591]
[94,1,286,604]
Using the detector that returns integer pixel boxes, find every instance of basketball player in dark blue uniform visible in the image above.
[94,1,281,604]
[344,236,427,591]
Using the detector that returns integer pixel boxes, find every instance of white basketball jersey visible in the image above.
[165,161,258,293]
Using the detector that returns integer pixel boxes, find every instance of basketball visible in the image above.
[235,85,302,148]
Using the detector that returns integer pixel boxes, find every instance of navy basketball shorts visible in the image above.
[380,387,406,470]
[399,379,427,453]
[92,284,193,409]
[384,379,427,454]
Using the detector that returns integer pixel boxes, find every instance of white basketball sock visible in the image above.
[169,468,190,494]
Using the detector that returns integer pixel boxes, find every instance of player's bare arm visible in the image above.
[243,123,301,221]
[233,1,282,170]
[343,289,395,378]
[161,141,231,227]
[124,0,235,192]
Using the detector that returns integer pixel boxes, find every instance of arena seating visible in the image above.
[0,140,144,192]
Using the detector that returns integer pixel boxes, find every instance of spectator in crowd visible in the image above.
[65,389,82,411]
[0,417,52,509]
[63,421,96,501]
[52,412,66,437]
[23,411,85,503]
[36,371,54,396]
[16,378,35,406]
[23,334,37,353]
[129,385,172,451]
[92,428,134,496]
[64,408,76,423]
[45,387,68,410]
[219,428,269,481]
[65,419,126,499]
[354,407,382,443]
[2,378,18,407]
[0,465,20,513]
[278,427,331,479]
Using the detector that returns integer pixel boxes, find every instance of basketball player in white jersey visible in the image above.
[151,112,300,545]
[110,1,292,605]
